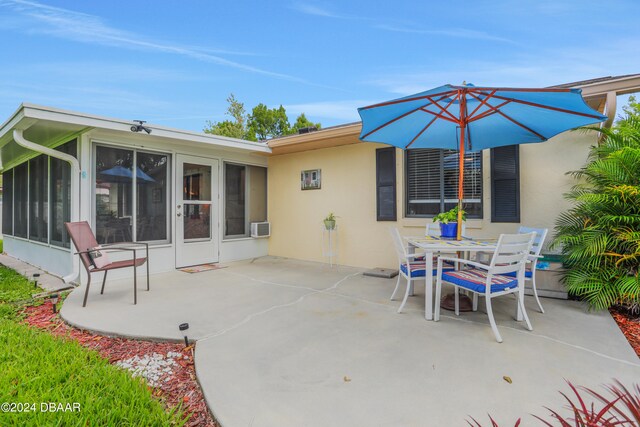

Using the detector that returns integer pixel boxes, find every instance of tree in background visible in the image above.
[204,94,321,141]
[618,94,640,131]
[203,94,249,140]
[247,103,291,141]
[553,98,640,312]
[291,113,321,134]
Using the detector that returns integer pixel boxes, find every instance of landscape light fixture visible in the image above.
[33,273,40,288]
[130,120,152,134]
[179,323,190,347]
[50,293,59,314]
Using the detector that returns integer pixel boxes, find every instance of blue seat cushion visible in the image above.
[401,261,454,278]
[441,268,519,293]
[501,270,533,278]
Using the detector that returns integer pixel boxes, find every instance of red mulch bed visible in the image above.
[610,306,640,359]
[21,300,218,427]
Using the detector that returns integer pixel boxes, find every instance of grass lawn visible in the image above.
[0,265,185,426]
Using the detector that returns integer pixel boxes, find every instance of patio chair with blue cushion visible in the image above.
[499,226,548,313]
[434,232,536,342]
[389,227,454,314]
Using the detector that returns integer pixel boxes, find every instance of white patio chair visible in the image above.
[434,232,536,342]
[389,227,454,314]
[497,226,549,313]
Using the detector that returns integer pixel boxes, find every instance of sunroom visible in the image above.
[0,103,270,283]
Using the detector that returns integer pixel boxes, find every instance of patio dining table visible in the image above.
[405,236,498,321]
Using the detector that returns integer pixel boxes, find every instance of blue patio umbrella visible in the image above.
[358,83,607,239]
[100,165,155,183]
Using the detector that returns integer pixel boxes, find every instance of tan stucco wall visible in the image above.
[267,130,596,269]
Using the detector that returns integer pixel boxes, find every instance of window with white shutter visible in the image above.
[405,149,482,218]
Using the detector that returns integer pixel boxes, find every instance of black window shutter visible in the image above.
[491,145,520,223]
[376,147,396,221]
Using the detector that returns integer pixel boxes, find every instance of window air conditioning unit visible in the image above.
[251,222,271,238]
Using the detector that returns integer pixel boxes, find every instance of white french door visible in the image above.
[175,155,219,268]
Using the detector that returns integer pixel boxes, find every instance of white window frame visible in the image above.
[405,148,483,219]
[92,142,172,245]
[222,162,268,240]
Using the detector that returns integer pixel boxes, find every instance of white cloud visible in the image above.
[365,42,640,96]
[375,24,516,44]
[290,4,514,44]
[0,61,200,83]
[291,3,341,18]
[0,0,307,83]
[290,2,375,22]
[0,81,172,111]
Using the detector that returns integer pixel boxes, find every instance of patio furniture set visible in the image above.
[65,216,548,343]
[390,225,548,342]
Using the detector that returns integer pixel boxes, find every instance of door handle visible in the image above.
[177,212,182,217]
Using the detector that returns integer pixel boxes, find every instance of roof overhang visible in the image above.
[268,74,640,155]
[267,122,362,155]
[0,103,271,170]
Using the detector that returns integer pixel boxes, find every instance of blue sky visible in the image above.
[0,0,638,131]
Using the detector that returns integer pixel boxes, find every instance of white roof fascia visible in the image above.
[577,75,640,97]
[1,103,271,154]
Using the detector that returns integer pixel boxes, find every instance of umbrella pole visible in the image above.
[456,113,466,241]
[441,116,474,313]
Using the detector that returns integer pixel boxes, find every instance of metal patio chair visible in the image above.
[434,232,536,342]
[389,227,454,313]
[499,226,549,313]
[65,221,149,307]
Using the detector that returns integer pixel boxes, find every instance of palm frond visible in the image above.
[553,117,640,310]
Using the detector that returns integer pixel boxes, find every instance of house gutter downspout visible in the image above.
[13,129,81,284]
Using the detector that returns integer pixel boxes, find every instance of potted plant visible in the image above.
[323,212,337,230]
[433,206,466,238]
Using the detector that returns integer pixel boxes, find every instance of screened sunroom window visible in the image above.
[406,149,482,218]
[2,169,13,235]
[95,145,170,244]
[136,152,169,242]
[29,155,48,243]
[50,140,77,248]
[2,139,77,247]
[224,163,267,238]
[13,163,28,238]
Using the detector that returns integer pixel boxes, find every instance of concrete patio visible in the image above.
[61,257,640,426]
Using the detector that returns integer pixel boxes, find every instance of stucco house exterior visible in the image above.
[266,75,640,270]
[0,74,638,286]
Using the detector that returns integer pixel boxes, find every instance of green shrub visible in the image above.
[553,115,640,311]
